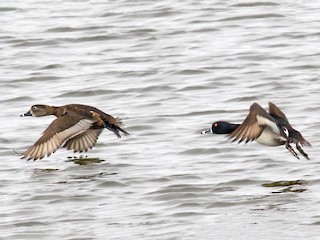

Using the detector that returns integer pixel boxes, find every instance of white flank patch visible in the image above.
[256,115,287,146]
[256,129,285,146]
[256,115,279,134]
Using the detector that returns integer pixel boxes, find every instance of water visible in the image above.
[0,1,320,239]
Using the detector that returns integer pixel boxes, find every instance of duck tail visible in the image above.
[288,128,311,147]
[114,117,129,136]
[114,125,130,136]
[104,119,129,138]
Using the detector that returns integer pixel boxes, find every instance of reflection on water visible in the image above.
[262,180,308,193]
[0,0,320,240]
[66,156,105,165]
[262,179,307,188]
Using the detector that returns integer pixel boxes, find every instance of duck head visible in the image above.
[21,105,50,117]
[201,121,239,134]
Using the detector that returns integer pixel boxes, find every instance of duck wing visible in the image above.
[22,113,94,160]
[63,128,103,152]
[268,102,290,126]
[229,103,278,143]
[269,102,311,147]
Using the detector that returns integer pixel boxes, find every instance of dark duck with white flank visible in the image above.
[202,102,311,160]
[21,104,129,161]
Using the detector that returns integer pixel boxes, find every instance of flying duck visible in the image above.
[21,104,129,161]
[201,102,311,160]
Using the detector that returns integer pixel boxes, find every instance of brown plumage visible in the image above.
[203,102,311,160]
[229,103,281,144]
[21,104,129,161]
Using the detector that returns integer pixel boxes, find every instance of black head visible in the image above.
[210,121,239,134]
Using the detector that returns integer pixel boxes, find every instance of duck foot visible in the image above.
[286,142,299,160]
[296,143,310,160]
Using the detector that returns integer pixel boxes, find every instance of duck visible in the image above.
[20,104,129,161]
[201,102,311,160]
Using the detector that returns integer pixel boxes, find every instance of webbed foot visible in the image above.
[296,143,310,160]
[286,142,299,160]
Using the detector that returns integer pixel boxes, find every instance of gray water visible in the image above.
[1,1,320,239]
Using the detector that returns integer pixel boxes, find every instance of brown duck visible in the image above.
[21,104,129,161]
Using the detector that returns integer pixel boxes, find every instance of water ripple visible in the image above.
[0,0,319,239]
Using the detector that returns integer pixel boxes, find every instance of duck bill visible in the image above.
[21,110,32,117]
[201,128,211,134]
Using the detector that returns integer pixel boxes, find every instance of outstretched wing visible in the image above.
[229,103,277,143]
[22,114,94,160]
[63,128,103,152]
[269,102,311,147]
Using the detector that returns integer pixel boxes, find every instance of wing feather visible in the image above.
[63,129,103,153]
[22,118,93,160]
[229,103,274,143]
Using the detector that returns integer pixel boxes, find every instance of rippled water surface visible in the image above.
[1,1,320,239]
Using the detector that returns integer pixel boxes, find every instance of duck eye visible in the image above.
[32,106,37,110]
